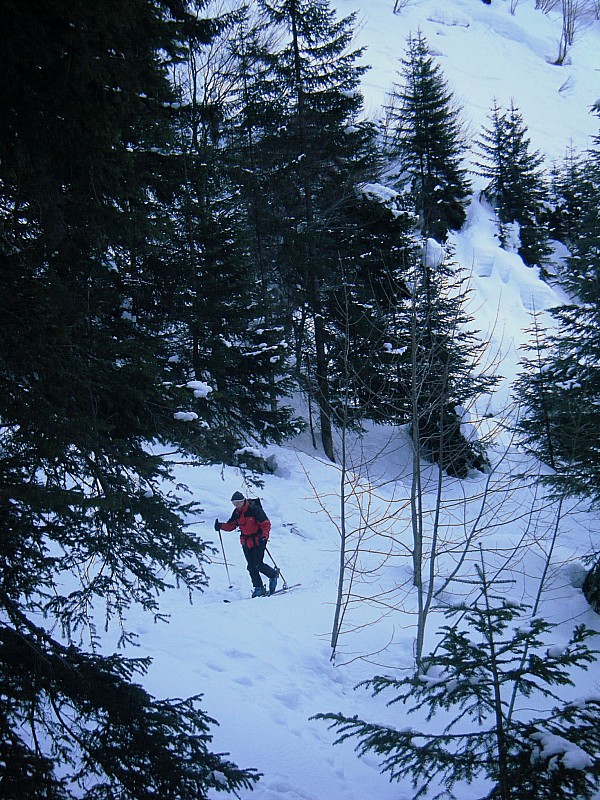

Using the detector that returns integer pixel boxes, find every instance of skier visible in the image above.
[215,492,279,597]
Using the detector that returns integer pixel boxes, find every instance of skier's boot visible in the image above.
[269,569,280,595]
[252,585,267,598]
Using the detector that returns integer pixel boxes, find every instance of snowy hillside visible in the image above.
[112,3,600,799]
[347,0,599,161]
[123,430,599,800]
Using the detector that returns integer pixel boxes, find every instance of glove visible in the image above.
[214,518,221,532]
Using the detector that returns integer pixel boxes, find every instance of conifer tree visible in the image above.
[164,42,300,463]
[225,11,285,309]
[228,0,378,461]
[324,206,495,476]
[516,304,599,496]
[318,565,600,800]
[0,1,258,794]
[386,31,471,243]
[546,145,588,246]
[558,145,600,292]
[165,176,300,461]
[475,99,551,270]
[516,124,600,608]
[325,187,417,427]
[394,243,497,477]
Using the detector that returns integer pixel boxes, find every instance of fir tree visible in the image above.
[516,121,600,608]
[325,186,416,427]
[0,1,258,794]
[164,53,301,463]
[475,99,551,271]
[386,30,472,243]
[225,10,286,309]
[546,145,589,246]
[516,305,600,494]
[558,146,600,292]
[317,564,600,800]
[228,0,379,461]
[395,244,497,477]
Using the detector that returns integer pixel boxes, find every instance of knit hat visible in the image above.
[231,491,245,502]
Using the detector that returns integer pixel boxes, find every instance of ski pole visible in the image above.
[266,546,287,589]
[218,529,233,588]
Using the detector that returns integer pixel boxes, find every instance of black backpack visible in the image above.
[247,497,268,522]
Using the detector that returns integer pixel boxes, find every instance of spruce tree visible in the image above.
[163,46,300,463]
[546,145,588,246]
[394,244,497,477]
[164,177,300,461]
[475,99,551,270]
[225,10,285,308]
[386,30,471,243]
[516,125,600,607]
[516,305,599,494]
[325,187,417,427]
[557,145,600,292]
[0,1,257,794]
[228,0,378,461]
[317,566,600,800]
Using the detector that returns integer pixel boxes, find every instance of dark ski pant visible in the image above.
[242,539,277,589]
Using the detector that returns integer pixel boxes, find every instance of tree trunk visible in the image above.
[290,0,335,462]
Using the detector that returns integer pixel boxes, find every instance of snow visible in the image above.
[110,422,600,799]
[423,237,445,268]
[101,2,600,799]
[234,446,263,458]
[531,730,594,770]
[358,182,400,205]
[186,379,213,398]
[173,411,199,422]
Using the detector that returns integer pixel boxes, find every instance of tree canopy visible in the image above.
[0,1,257,794]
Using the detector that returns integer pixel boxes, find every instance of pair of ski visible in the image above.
[223,583,301,603]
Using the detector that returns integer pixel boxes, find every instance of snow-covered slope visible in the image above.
[342,0,600,416]
[109,3,600,799]
[118,429,598,800]
[346,0,599,161]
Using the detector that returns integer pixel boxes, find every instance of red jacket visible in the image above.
[220,500,271,549]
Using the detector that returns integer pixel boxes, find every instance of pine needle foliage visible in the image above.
[546,145,589,246]
[226,0,380,461]
[516,113,600,608]
[396,245,497,477]
[0,608,259,799]
[516,120,600,502]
